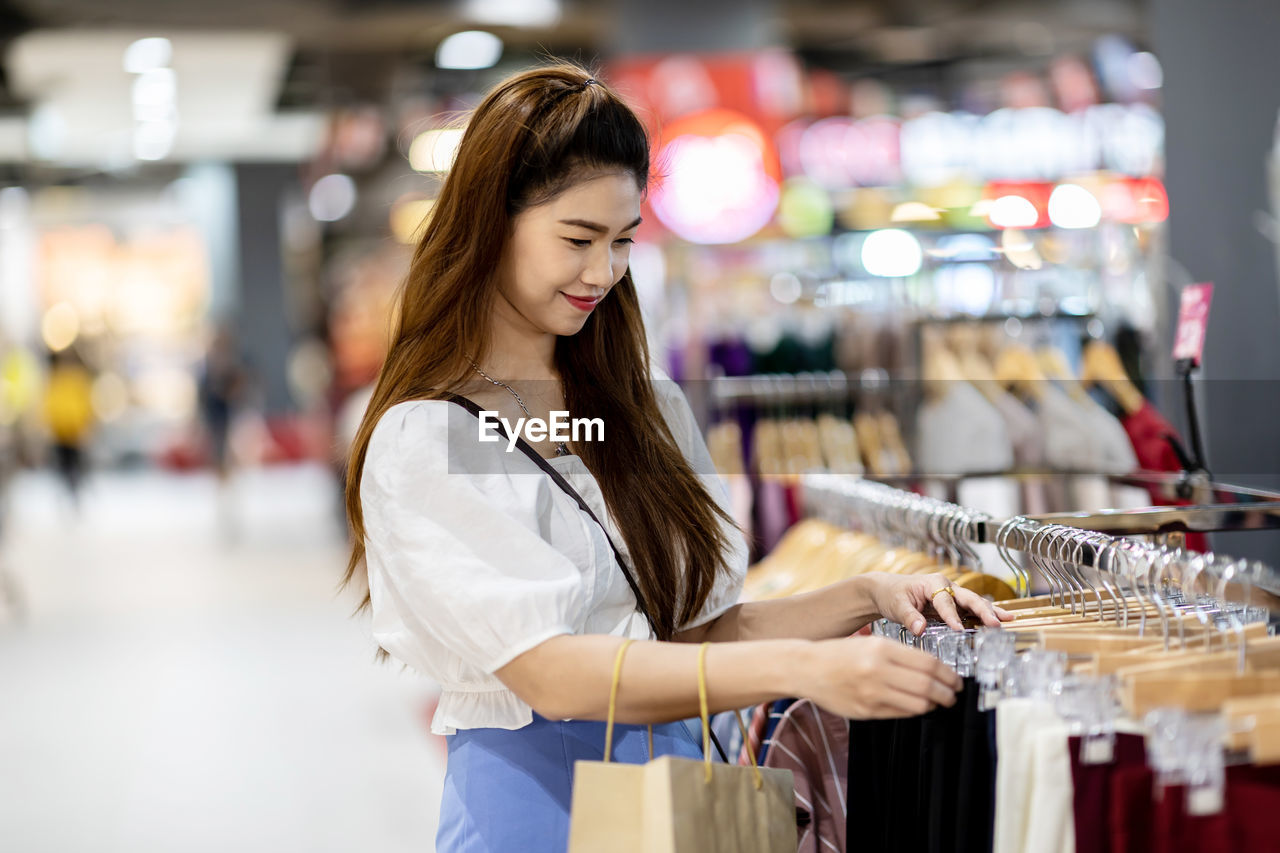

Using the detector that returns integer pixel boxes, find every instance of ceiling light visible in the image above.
[436,31,503,70]
[890,201,942,223]
[132,68,177,108]
[123,37,172,74]
[988,195,1039,229]
[861,229,923,278]
[1047,184,1102,229]
[464,0,560,27]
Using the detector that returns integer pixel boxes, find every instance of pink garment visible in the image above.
[755,477,791,553]
[741,701,771,766]
[762,699,849,853]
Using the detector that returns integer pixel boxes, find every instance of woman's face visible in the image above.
[497,170,642,337]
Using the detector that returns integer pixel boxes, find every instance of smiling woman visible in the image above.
[339,61,1007,853]
[496,172,643,336]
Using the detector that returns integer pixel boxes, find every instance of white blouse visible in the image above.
[360,371,748,735]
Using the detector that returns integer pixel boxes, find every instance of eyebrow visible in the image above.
[558,216,643,234]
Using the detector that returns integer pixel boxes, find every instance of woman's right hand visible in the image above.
[798,635,962,719]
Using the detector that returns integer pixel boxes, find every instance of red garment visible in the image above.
[1108,761,1280,853]
[1120,401,1184,475]
[761,699,849,853]
[1109,764,1156,853]
[1069,733,1147,853]
[1120,401,1208,552]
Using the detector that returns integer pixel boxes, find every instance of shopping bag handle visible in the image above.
[603,639,764,788]
[697,642,764,789]
[603,639,652,762]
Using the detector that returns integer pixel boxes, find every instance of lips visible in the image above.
[562,293,601,312]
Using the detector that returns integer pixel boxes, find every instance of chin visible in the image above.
[551,318,591,337]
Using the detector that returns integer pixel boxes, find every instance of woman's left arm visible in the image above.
[675,571,1012,644]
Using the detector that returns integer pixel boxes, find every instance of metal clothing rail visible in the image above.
[1028,504,1280,536]
[799,473,1280,599]
[867,470,1280,506]
[709,370,891,408]
[800,474,995,547]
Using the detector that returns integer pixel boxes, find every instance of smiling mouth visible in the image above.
[562,293,601,311]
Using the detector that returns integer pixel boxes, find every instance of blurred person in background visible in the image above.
[198,327,249,481]
[41,348,95,511]
[198,327,250,540]
[341,63,1009,853]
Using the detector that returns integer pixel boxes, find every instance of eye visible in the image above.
[564,238,592,248]
[614,237,635,246]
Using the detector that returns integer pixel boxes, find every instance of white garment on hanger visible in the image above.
[917,382,1015,475]
[993,698,1074,853]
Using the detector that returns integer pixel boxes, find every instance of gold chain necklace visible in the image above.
[470,361,571,457]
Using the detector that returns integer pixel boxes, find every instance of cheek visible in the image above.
[509,241,577,297]
[612,250,631,282]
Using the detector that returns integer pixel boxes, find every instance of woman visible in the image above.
[343,63,1012,852]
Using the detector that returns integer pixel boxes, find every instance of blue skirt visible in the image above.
[437,714,704,852]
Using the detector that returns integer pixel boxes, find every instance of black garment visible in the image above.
[955,679,997,853]
[846,678,996,853]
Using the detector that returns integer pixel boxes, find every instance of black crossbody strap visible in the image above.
[440,393,660,639]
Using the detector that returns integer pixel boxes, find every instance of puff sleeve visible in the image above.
[360,401,586,679]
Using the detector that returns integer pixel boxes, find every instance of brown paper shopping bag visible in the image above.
[568,641,797,853]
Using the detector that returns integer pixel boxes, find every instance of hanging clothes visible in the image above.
[993,699,1074,853]
[846,679,997,853]
[917,382,1015,476]
[760,699,849,853]
[1068,732,1148,853]
[1119,400,1210,552]
[988,388,1050,516]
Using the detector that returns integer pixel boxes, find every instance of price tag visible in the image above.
[1172,283,1214,366]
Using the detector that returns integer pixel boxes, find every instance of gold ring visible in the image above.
[929,585,955,601]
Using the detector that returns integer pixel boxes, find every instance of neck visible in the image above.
[479,302,559,381]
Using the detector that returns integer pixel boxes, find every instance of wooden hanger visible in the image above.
[1080,340,1145,416]
[994,344,1048,402]
[1036,346,1091,404]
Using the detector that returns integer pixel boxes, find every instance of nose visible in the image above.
[580,244,617,289]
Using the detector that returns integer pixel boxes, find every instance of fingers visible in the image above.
[953,587,1003,628]
[885,642,963,690]
[878,686,940,718]
[898,602,928,636]
[885,666,960,708]
[928,582,965,631]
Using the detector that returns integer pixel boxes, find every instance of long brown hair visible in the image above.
[341,62,738,648]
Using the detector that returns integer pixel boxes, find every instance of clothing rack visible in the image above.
[868,470,1280,506]
[708,369,890,409]
[910,309,1097,326]
[799,473,1280,600]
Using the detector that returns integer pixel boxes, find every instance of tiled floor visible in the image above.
[0,465,446,852]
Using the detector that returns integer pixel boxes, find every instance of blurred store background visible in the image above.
[0,0,1278,850]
